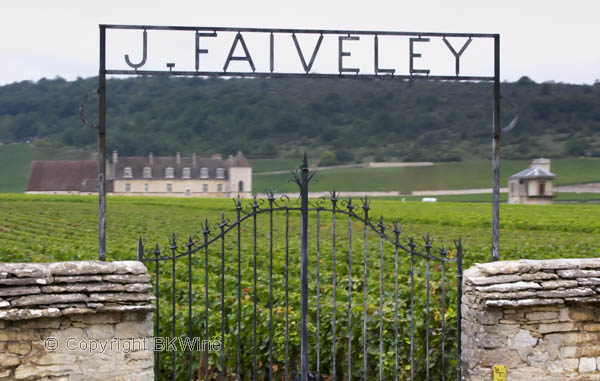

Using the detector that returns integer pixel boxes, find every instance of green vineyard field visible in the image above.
[1,194,599,379]
[1,194,598,264]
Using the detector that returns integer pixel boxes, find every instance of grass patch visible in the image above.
[249,158,310,173]
[253,158,600,193]
[0,143,91,193]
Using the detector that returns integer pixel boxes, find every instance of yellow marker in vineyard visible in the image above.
[493,365,507,381]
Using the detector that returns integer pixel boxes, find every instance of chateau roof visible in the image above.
[26,160,109,192]
[115,156,225,180]
[509,166,556,180]
[232,151,251,167]
[113,152,251,179]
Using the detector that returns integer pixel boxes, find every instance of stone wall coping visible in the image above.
[466,258,600,278]
[464,258,600,308]
[0,260,146,278]
[0,261,154,320]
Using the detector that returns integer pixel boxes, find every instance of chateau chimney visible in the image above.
[176,152,181,165]
[192,152,197,166]
[531,158,551,172]
[112,150,118,164]
[148,152,153,165]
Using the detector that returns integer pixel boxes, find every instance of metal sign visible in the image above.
[103,25,495,81]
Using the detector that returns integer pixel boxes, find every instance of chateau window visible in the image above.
[165,167,174,178]
[216,168,225,179]
[202,184,209,193]
[200,167,209,179]
[125,183,131,192]
[123,167,132,178]
[182,167,191,179]
[166,183,173,193]
[144,183,149,193]
[217,184,223,193]
[238,181,244,192]
[539,182,545,195]
[184,188,191,196]
[143,167,152,178]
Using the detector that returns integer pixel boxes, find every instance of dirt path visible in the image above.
[256,188,509,199]
[255,161,434,175]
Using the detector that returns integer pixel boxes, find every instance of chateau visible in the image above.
[26,151,252,198]
[110,151,251,197]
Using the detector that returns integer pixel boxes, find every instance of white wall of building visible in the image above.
[228,167,252,197]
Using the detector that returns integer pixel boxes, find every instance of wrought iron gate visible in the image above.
[137,157,463,381]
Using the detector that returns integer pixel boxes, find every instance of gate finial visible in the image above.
[393,221,401,235]
[137,236,144,261]
[203,217,210,235]
[170,233,177,250]
[378,216,385,232]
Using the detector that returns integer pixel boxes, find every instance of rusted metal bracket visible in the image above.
[501,95,519,133]
[78,88,98,129]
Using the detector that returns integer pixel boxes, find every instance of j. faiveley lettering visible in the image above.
[195,31,217,71]
[121,29,477,77]
[292,33,324,73]
[223,32,255,72]
[443,37,472,76]
[374,35,395,75]
[409,37,430,75]
[338,35,360,74]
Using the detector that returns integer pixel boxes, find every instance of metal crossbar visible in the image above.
[137,157,463,381]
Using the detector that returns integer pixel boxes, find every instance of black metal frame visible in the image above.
[102,25,495,81]
[97,24,502,263]
[94,24,501,380]
[137,156,463,381]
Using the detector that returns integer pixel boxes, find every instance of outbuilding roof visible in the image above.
[509,166,556,180]
[26,160,107,192]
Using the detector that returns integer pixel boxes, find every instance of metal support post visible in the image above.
[98,25,107,261]
[456,239,463,380]
[491,34,500,262]
[299,154,309,381]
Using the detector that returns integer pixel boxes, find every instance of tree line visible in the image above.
[0,75,599,163]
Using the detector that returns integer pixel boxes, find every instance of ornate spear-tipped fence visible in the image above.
[137,156,463,381]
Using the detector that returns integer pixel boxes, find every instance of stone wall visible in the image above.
[462,258,600,380]
[0,261,154,380]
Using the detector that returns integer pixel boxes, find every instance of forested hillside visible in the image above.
[1,76,599,163]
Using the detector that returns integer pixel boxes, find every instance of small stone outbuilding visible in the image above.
[508,158,556,204]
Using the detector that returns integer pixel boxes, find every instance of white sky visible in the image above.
[1,0,599,85]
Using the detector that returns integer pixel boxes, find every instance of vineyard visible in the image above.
[1,194,598,264]
[1,194,599,379]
